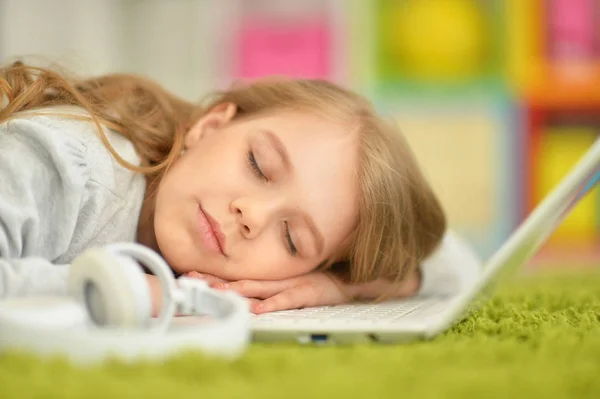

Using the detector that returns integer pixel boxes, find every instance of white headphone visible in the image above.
[68,242,250,331]
[0,243,252,363]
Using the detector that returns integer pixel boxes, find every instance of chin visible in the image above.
[154,233,194,275]
[159,241,226,278]
[156,244,186,274]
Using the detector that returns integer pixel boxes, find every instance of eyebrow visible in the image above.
[262,129,324,257]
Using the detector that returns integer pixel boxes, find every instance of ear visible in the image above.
[184,102,237,149]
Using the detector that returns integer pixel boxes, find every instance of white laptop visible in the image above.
[251,138,600,344]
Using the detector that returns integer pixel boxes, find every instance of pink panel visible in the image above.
[548,0,597,60]
[236,17,332,79]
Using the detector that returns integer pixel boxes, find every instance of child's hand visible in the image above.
[149,270,421,316]
[183,271,229,286]
[208,270,422,314]
[211,272,356,314]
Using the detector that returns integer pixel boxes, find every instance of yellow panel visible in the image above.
[394,107,496,230]
[506,0,544,91]
[535,128,598,246]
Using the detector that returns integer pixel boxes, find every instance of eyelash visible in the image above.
[285,222,298,257]
[247,150,267,181]
[247,150,297,256]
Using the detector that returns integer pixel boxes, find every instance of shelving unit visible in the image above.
[226,0,600,261]
[511,0,600,261]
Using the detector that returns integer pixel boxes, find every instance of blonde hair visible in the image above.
[1,61,446,293]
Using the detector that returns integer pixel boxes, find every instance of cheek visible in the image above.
[191,142,246,186]
[230,237,313,280]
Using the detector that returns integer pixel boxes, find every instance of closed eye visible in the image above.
[247,150,267,181]
[285,222,298,256]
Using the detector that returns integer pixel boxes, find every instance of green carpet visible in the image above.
[1,269,599,399]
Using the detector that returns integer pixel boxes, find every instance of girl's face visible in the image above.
[153,104,359,281]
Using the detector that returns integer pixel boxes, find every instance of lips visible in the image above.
[197,205,227,256]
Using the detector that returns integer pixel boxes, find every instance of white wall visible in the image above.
[0,0,236,101]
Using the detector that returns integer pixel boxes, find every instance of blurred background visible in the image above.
[1,0,599,266]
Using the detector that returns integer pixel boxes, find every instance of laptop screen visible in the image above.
[483,138,600,284]
[561,168,600,217]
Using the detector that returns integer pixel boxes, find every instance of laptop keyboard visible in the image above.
[252,297,450,325]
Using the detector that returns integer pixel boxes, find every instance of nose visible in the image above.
[230,195,283,239]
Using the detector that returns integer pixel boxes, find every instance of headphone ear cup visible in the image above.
[68,247,152,329]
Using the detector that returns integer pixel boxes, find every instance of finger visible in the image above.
[253,284,321,314]
[246,298,262,314]
[185,271,228,286]
[227,278,299,299]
